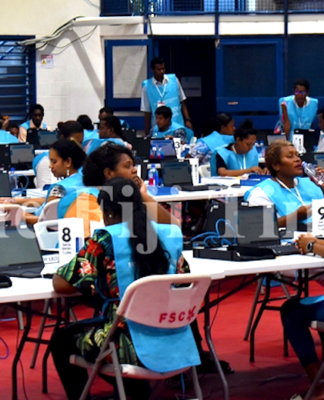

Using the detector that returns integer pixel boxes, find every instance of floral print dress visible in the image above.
[57,229,189,365]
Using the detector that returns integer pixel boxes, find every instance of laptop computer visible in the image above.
[150,139,178,161]
[38,130,58,148]
[267,134,285,146]
[0,171,12,197]
[10,143,34,170]
[161,161,226,192]
[236,205,299,256]
[121,128,137,145]
[0,226,44,277]
[26,128,40,148]
[132,137,151,159]
[294,129,319,152]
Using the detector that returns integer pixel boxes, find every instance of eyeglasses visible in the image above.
[294,90,307,95]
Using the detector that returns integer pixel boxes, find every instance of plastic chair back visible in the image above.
[0,204,24,226]
[38,198,60,222]
[119,274,211,329]
[34,219,59,251]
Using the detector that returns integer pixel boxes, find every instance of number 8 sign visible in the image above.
[58,218,84,264]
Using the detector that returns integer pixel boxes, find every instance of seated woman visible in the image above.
[212,120,261,176]
[245,139,323,230]
[4,139,86,224]
[32,120,84,188]
[281,233,324,400]
[77,114,99,142]
[51,177,198,400]
[82,142,179,227]
[83,116,127,155]
[187,113,235,165]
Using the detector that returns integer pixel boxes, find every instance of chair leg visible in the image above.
[30,299,51,368]
[110,343,127,400]
[304,361,324,400]
[244,277,263,341]
[191,367,203,400]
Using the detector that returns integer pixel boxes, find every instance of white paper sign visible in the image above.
[58,218,84,265]
[312,199,324,235]
[293,134,304,154]
[173,138,182,159]
[188,157,199,186]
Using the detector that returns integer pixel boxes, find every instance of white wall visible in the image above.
[1,1,324,127]
[1,0,105,127]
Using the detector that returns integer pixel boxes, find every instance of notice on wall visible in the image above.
[181,77,202,97]
[41,54,54,68]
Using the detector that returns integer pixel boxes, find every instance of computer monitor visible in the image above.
[38,130,58,148]
[0,171,12,197]
[294,129,319,152]
[0,227,44,277]
[10,143,34,170]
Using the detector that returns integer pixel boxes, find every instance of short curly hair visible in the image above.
[265,139,295,177]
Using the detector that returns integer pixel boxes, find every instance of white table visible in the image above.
[183,251,324,400]
[1,277,78,400]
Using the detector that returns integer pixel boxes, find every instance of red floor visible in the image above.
[0,276,323,400]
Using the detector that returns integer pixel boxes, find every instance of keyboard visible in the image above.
[260,243,300,256]
[180,184,228,192]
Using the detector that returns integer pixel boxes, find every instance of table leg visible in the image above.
[12,302,32,400]
[204,289,229,400]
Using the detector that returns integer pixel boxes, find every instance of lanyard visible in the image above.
[155,82,166,100]
[232,145,246,170]
[275,177,305,206]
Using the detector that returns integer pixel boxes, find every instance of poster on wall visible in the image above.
[41,54,54,68]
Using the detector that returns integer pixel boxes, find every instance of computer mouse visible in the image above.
[0,274,12,288]
[231,183,241,188]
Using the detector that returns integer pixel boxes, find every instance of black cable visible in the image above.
[0,336,9,359]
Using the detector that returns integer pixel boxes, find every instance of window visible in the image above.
[0,36,36,125]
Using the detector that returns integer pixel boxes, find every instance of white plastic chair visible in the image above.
[198,163,211,178]
[0,204,24,226]
[70,273,211,400]
[33,219,59,251]
[38,198,60,223]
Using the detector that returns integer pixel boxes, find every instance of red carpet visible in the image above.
[0,276,323,400]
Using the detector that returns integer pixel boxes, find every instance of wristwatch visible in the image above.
[306,241,316,253]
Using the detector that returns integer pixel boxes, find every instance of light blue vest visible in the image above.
[102,222,200,373]
[0,129,19,144]
[83,138,125,155]
[35,172,84,217]
[83,129,99,141]
[57,187,99,218]
[244,177,323,222]
[20,121,47,130]
[199,131,234,152]
[143,74,184,126]
[152,121,194,144]
[279,95,318,142]
[213,145,259,175]
[32,151,49,174]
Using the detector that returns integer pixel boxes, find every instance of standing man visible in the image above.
[19,103,47,142]
[279,79,318,142]
[141,57,193,136]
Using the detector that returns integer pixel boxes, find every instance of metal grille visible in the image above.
[101,0,324,15]
[0,38,36,125]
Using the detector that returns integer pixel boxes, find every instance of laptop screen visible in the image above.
[38,130,58,148]
[0,145,11,169]
[10,144,34,169]
[150,139,176,157]
[132,137,151,158]
[236,205,280,246]
[161,161,192,187]
[0,171,11,197]
[0,227,44,277]
[294,129,319,152]
[267,135,284,146]
[26,129,40,148]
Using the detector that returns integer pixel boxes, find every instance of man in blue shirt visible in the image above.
[141,57,193,136]
[19,103,47,142]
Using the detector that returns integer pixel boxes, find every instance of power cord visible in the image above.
[191,219,237,247]
[0,336,9,359]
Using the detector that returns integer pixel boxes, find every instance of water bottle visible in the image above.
[9,167,17,190]
[156,146,164,160]
[259,140,265,158]
[149,145,156,159]
[148,164,158,186]
[302,162,324,186]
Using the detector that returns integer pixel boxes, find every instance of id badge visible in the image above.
[157,101,165,107]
